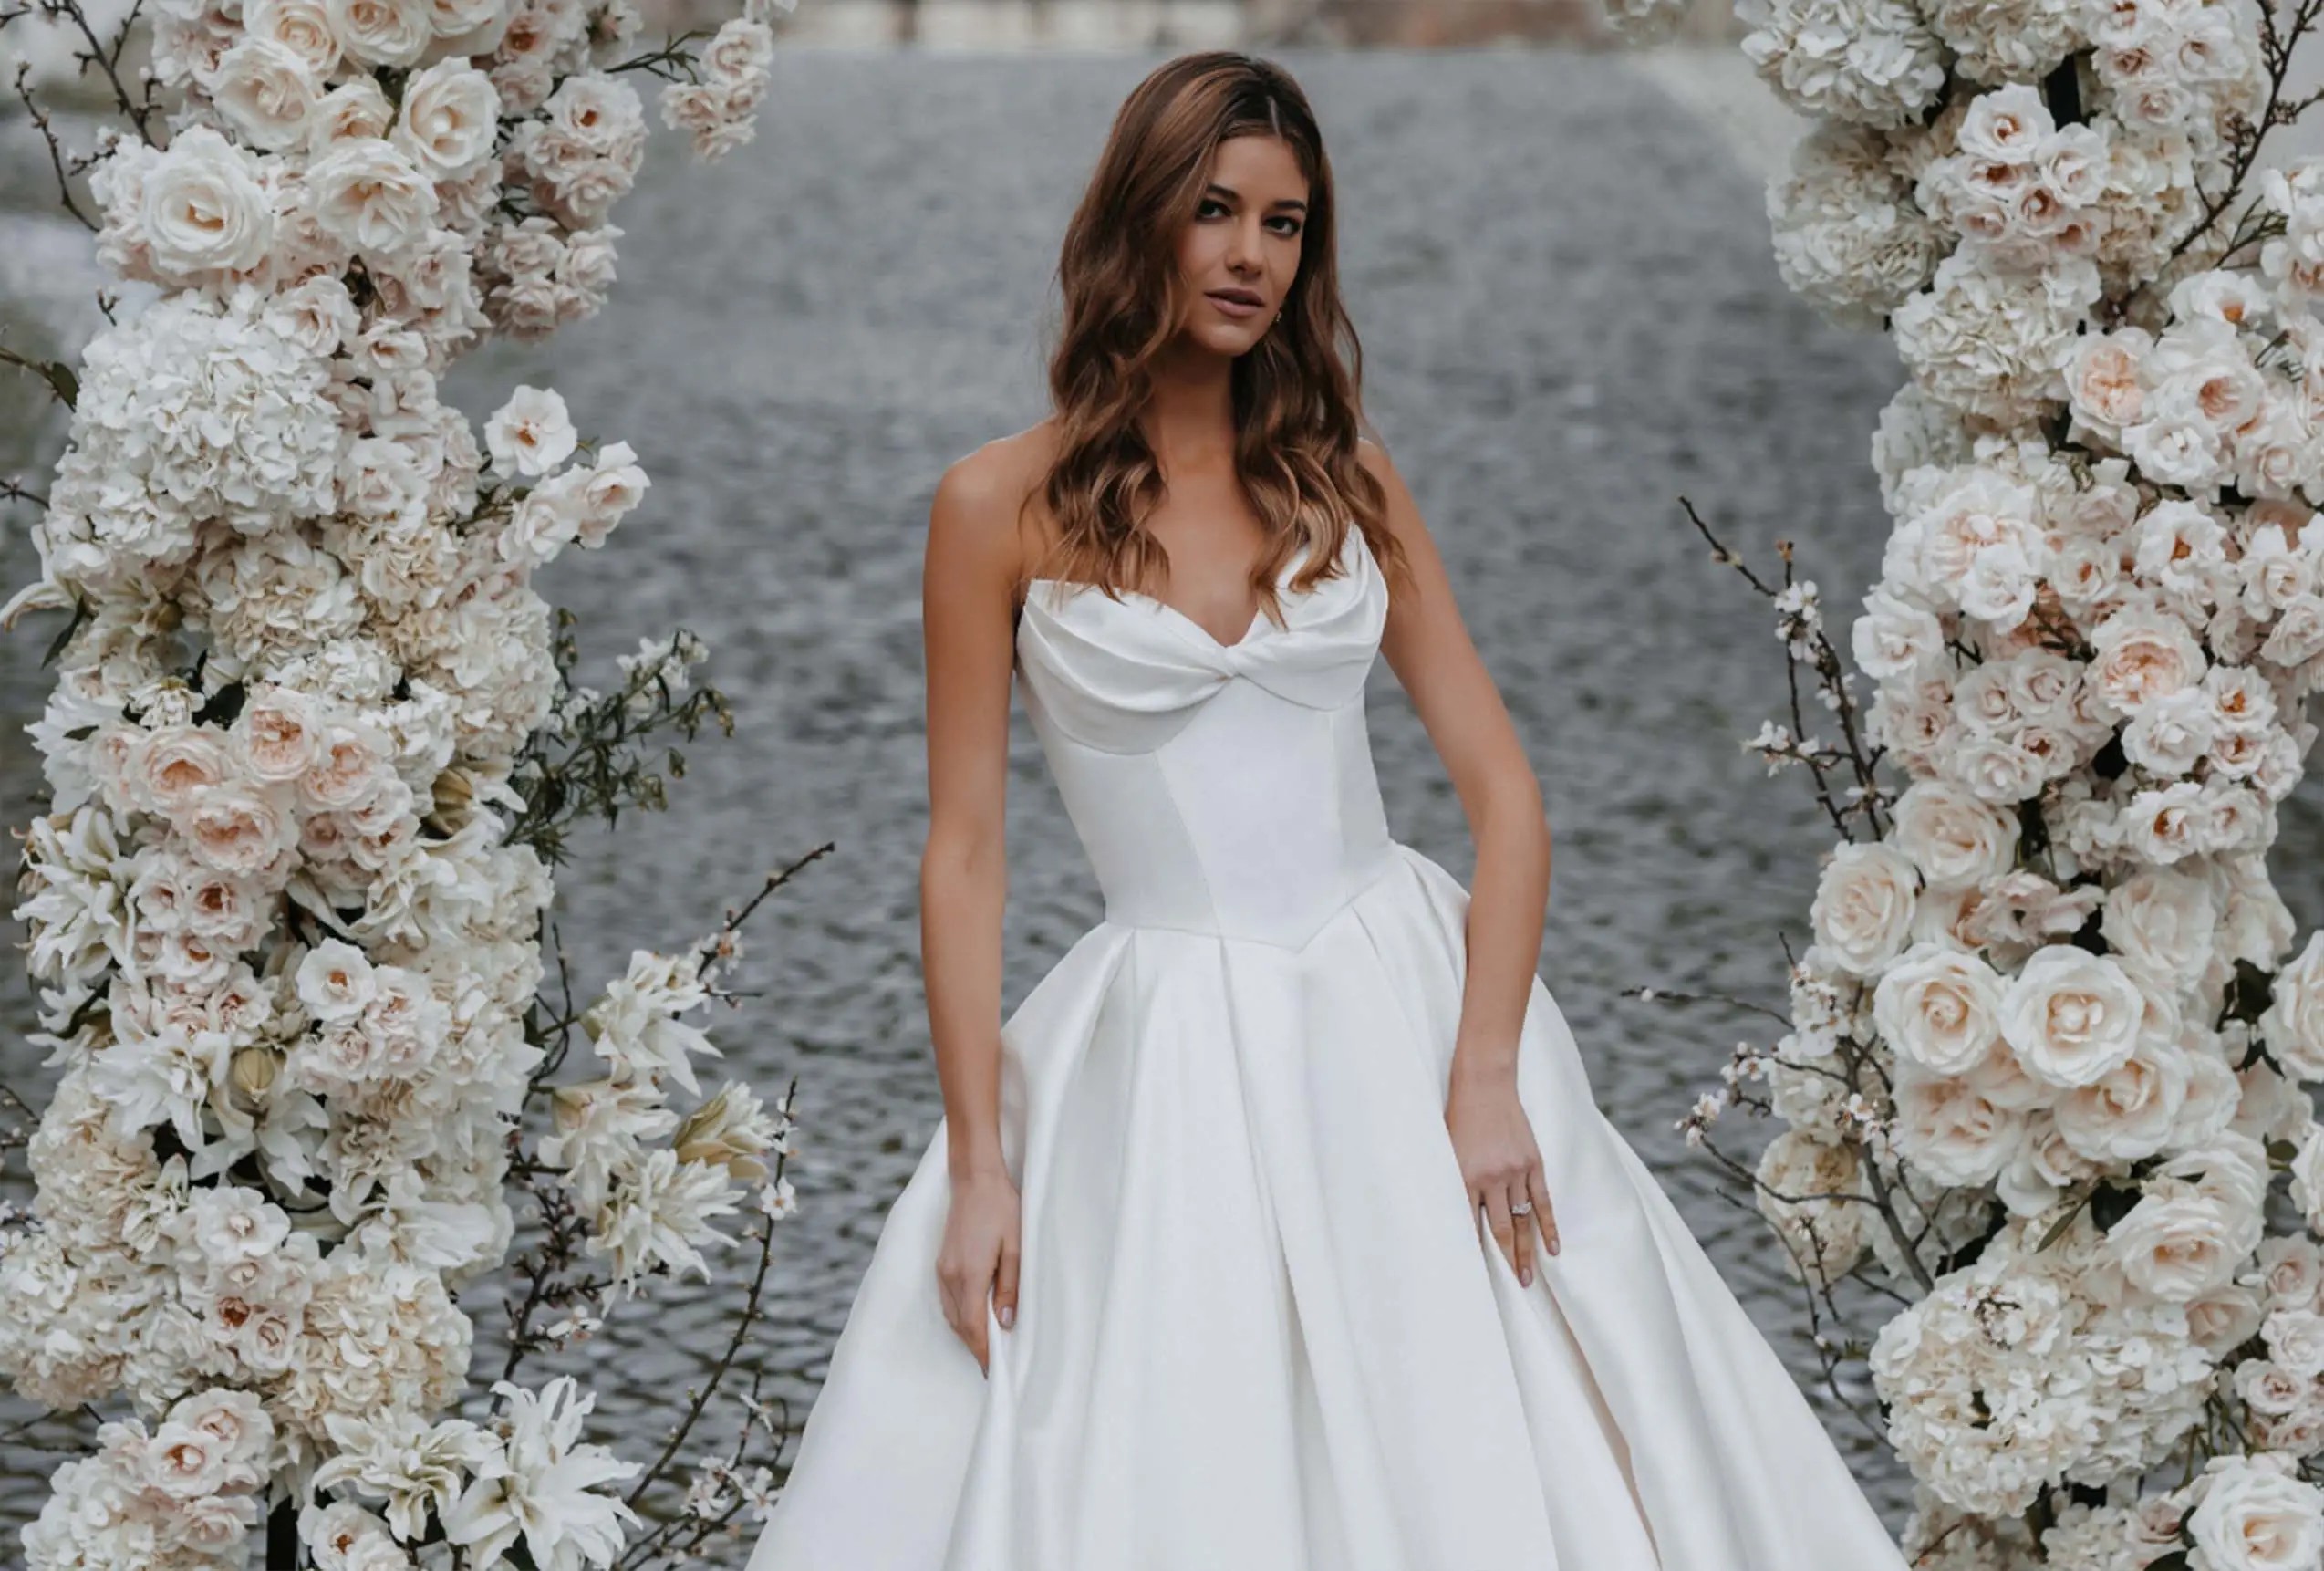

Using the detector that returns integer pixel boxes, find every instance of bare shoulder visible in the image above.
[930,421,1061,590]
[1352,435,1427,547]
[1354,435,1416,504]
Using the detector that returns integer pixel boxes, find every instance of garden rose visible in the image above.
[1998,945,2147,1087]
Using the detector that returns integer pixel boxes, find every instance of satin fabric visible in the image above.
[747,525,1912,1571]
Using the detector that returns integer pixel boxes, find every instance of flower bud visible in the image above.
[675,1084,771,1180]
[229,1046,281,1099]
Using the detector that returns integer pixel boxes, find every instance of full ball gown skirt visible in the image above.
[746,525,1913,1571]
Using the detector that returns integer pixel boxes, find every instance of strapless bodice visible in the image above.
[1012,527,1395,951]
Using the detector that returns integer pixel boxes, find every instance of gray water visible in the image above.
[9,47,2319,1559]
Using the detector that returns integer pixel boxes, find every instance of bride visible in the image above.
[749,47,1912,1571]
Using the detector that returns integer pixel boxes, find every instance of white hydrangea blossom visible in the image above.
[1768,119,1948,328]
[1925,0,2091,85]
[1736,0,1949,128]
[0,0,801,1561]
[1893,251,2102,425]
[1605,0,2324,1545]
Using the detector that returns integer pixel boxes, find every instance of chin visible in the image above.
[1187,323,1261,358]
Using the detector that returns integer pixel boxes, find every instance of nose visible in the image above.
[1228,214,1265,274]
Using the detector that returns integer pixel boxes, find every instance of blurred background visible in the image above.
[7,5,2323,1561]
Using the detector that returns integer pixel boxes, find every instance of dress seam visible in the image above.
[1105,847,1408,954]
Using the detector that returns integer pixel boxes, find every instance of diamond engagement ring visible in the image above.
[1510,1200,1533,1215]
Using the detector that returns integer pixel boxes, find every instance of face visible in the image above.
[1171,132,1310,356]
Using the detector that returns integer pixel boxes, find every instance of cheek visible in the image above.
[1176,226,1226,279]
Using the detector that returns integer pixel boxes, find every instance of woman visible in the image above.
[749,50,1911,1571]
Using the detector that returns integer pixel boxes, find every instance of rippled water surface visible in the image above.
[8,47,2323,1558]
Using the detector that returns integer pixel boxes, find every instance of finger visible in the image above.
[1510,1183,1535,1286]
[1479,1187,1518,1279]
[968,1288,990,1375]
[995,1240,1021,1331]
[1526,1161,1559,1256]
[939,1277,969,1354]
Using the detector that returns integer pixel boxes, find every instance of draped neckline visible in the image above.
[1021,531,1349,656]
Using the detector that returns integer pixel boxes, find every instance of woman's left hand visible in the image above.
[1444,1063,1559,1286]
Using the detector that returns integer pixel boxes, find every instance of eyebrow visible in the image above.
[1205,182,1308,213]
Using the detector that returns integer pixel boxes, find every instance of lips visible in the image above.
[1208,288,1263,307]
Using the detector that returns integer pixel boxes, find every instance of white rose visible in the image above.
[132,725,234,817]
[2260,594,2324,666]
[2260,932,2324,1081]
[393,59,501,178]
[141,125,274,276]
[1966,1027,2053,1111]
[274,274,360,356]
[2240,523,2314,614]
[2185,1282,2267,1357]
[306,138,438,255]
[2054,1034,2190,1163]
[2089,601,2207,716]
[1852,585,1945,681]
[1956,539,2039,626]
[2111,1188,2245,1301]
[2123,684,2220,776]
[700,16,773,86]
[575,439,647,547]
[1873,941,2006,1075]
[244,0,341,73]
[1890,777,2019,889]
[231,688,327,786]
[2251,1234,2324,1311]
[483,384,577,476]
[2004,648,2079,717]
[167,1389,273,1465]
[2068,328,2150,441]
[2101,868,2219,995]
[2236,1358,2313,1420]
[1995,1108,2101,1216]
[1998,944,2145,1087]
[2173,1038,2245,1150]
[209,37,322,151]
[2296,1122,2324,1233]
[176,1493,256,1555]
[2120,780,2207,865]
[327,0,432,66]
[1810,842,1924,978]
[1892,1060,2025,1186]
[2187,1456,2324,1571]
[142,1420,233,1500]
[2264,1307,2324,1379]
[185,786,298,875]
[296,937,377,1024]
[1947,734,2049,805]
[310,78,395,151]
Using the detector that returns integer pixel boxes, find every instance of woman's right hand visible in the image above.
[937,1165,1022,1376]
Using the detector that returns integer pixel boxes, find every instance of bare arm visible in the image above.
[1364,435,1561,1284]
[918,452,1024,1184]
[1364,438,1553,1089]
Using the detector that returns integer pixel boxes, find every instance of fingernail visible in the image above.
[1520,1268,1530,1285]
[999,1305,1014,1328]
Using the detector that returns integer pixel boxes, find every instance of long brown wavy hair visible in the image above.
[1022,50,1404,625]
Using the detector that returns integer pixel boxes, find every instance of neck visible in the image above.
[1142,338,1238,475]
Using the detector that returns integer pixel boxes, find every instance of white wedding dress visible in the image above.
[747,524,1912,1571]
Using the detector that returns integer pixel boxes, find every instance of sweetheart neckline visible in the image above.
[1020,530,1364,657]
[1022,577,1274,654]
